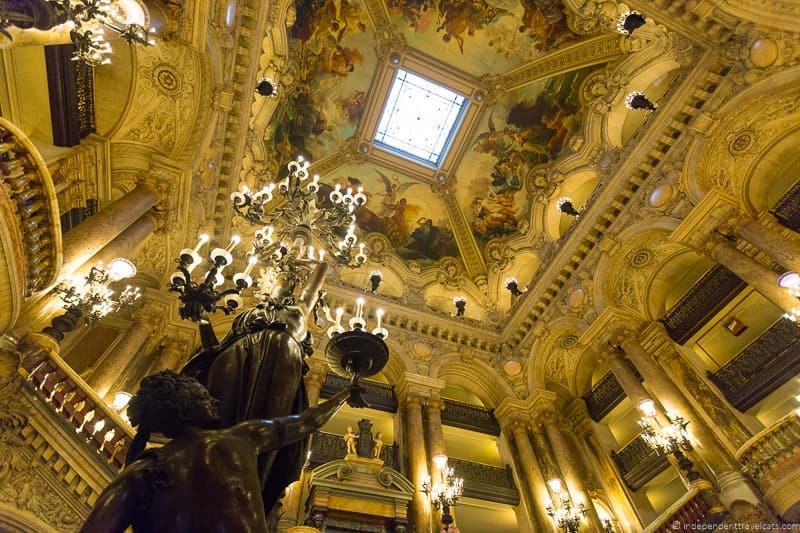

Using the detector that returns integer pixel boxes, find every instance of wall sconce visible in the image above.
[625,91,658,111]
[369,270,383,294]
[452,296,466,317]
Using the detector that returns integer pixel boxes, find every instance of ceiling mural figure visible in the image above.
[458,65,597,244]
[317,164,460,265]
[385,0,579,75]
[267,0,377,163]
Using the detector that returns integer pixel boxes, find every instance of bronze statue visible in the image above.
[81,370,361,532]
[180,261,328,515]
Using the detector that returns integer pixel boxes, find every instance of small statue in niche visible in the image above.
[372,432,384,459]
[343,426,358,455]
[80,371,362,532]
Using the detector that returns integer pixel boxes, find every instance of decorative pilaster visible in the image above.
[304,357,328,407]
[87,314,156,399]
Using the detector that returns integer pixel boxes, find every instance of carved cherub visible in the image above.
[343,425,358,455]
[372,432,384,459]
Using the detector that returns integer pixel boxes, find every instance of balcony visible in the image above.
[583,361,643,422]
[0,118,62,333]
[771,180,800,233]
[661,264,747,344]
[319,373,397,413]
[448,457,519,506]
[737,413,800,519]
[441,398,500,436]
[19,338,133,469]
[307,430,400,471]
[611,433,670,491]
[707,318,800,411]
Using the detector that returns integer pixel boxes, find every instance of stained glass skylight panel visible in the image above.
[374,69,468,166]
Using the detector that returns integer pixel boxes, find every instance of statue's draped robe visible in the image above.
[182,309,309,516]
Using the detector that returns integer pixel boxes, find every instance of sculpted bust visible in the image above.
[80,371,360,532]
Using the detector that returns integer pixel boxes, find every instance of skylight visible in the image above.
[374,69,468,167]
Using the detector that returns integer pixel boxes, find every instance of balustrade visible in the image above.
[0,118,61,295]
[662,264,747,344]
[441,398,500,435]
[583,360,643,422]
[771,180,800,233]
[448,457,519,505]
[611,433,670,491]
[319,373,397,413]
[19,342,133,468]
[307,430,399,471]
[708,318,800,411]
[737,412,800,482]
[646,490,713,532]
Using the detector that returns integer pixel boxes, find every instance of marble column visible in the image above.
[622,334,765,507]
[402,395,429,531]
[540,411,604,531]
[88,317,155,398]
[705,237,798,312]
[602,347,651,407]
[567,400,642,530]
[424,398,446,478]
[304,358,328,407]
[148,337,186,374]
[508,421,553,532]
[60,185,157,278]
[734,217,800,272]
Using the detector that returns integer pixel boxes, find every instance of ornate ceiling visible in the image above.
[234,0,651,328]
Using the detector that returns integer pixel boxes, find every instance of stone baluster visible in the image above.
[538,409,604,532]
[703,235,798,312]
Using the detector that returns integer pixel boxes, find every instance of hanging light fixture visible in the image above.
[505,277,526,297]
[230,155,369,306]
[637,399,700,480]
[778,272,800,323]
[169,233,255,322]
[51,258,140,326]
[255,76,279,98]
[452,296,467,317]
[545,478,586,533]
[369,270,383,294]
[421,458,464,532]
[625,91,658,111]
[557,197,581,217]
[616,10,646,35]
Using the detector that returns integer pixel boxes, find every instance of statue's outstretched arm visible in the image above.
[80,468,139,533]
[235,387,353,451]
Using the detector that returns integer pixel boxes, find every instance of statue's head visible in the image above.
[375,432,382,439]
[128,370,219,438]
[346,426,353,432]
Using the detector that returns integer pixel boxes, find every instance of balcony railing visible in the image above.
[19,340,133,468]
[319,373,397,413]
[737,412,800,482]
[0,117,62,295]
[441,398,500,436]
[708,318,800,411]
[645,489,713,532]
[661,264,747,344]
[771,180,800,233]
[583,361,643,422]
[307,430,400,471]
[611,433,670,491]
[449,457,519,506]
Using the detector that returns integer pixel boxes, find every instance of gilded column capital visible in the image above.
[580,306,644,350]
[395,372,445,409]
[423,395,445,413]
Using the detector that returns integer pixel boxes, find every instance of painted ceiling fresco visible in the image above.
[455,66,596,243]
[267,0,377,162]
[320,163,459,265]
[263,0,606,284]
[386,0,579,76]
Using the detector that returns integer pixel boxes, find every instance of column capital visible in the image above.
[395,372,445,408]
[495,398,531,432]
[669,188,738,251]
[580,306,644,348]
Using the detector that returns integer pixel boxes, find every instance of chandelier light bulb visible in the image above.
[193,233,210,252]
[111,391,132,412]
[107,258,137,281]
[784,309,800,323]
[433,454,448,471]
[547,478,563,495]
[638,398,657,417]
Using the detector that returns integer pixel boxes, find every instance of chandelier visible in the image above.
[231,155,368,304]
[421,457,464,531]
[778,271,800,323]
[53,258,140,325]
[637,399,701,481]
[169,233,257,322]
[545,478,586,533]
[48,0,155,66]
